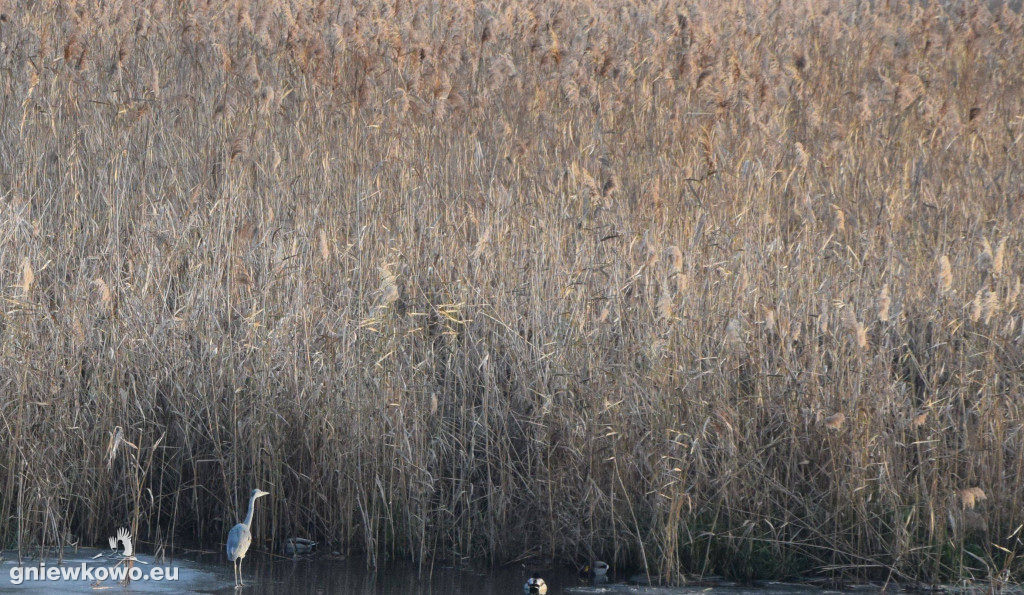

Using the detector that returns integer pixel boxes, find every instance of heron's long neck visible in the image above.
[243,494,258,527]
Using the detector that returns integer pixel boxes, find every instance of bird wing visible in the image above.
[117,527,134,558]
[226,524,252,561]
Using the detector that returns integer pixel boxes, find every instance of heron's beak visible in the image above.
[256,490,270,498]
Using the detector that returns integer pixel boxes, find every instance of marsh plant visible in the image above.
[1,0,1023,584]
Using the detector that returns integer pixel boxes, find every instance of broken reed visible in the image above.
[1,0,1023,584]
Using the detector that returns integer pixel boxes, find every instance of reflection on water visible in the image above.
[1,548,843,594]
[196,554,593,595]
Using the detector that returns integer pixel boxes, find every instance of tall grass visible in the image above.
[1,0,1023,583]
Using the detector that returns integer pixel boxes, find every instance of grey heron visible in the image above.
[226,489,269,588]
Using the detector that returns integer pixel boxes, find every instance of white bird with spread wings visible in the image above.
[93,527,146,564]
[115,527,134,558]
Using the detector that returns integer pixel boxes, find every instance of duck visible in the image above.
[580,560,609,578]
[283,537,317,555]
[524,572,548,594]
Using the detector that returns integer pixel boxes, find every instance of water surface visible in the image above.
[1,548,855,594]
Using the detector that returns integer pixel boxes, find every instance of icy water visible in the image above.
[1,548,855,594]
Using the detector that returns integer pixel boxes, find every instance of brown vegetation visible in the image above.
[1,0,1023,583]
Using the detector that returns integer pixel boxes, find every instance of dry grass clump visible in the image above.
[1,0,1024,585]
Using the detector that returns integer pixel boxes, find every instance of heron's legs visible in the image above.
[239,558,245,587]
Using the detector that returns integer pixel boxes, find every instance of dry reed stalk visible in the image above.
[831,204,845,233]
[993,238,1006,276]
[1008,277,1021,308]
[877,284,891,322]
[822,413,846,430]
[657,281,674,320]
[958,487,987,510]
[1,0,1022,585]
[938,255,953,293]
[970,290,984,323]
[20,258,33,296]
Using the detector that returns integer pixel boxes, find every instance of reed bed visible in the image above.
[1,0,1023,584]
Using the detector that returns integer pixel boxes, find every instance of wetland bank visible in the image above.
[1,0,1024,586]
